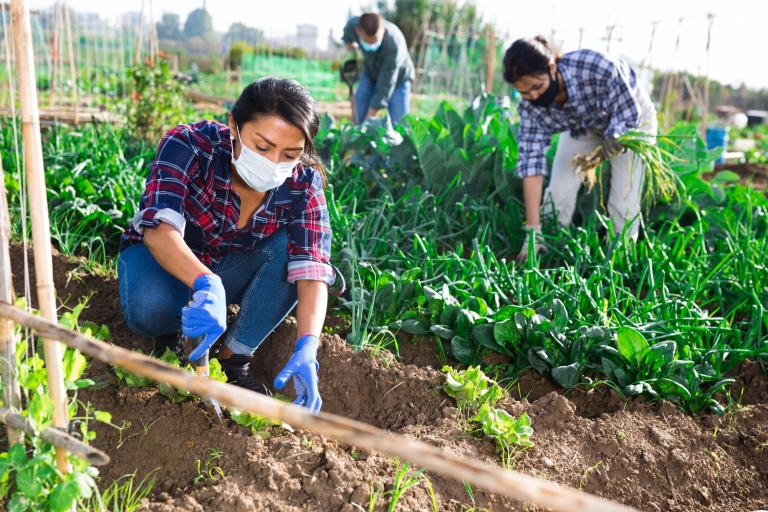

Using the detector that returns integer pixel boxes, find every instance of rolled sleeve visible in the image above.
[287,169,334,286]
[134,125,198,233]
[516,107,553,178]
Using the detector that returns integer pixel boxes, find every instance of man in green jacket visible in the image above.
[342,13,415,124]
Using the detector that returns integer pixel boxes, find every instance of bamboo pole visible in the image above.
[484,25,495,95]
[10,0,71,473]
[0,302,637,512]
[63,2,78,123]
[0,408,110,465]
[0,154,23,446]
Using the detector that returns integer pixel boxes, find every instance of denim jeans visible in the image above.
[354,71,411,125]
[117,227,298,355]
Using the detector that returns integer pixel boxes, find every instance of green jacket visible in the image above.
[342,17,415,110]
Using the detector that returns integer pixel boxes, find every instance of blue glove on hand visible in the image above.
[273,335,321,413]
[182,273,227,362]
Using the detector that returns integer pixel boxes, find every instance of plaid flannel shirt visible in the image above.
[516,49,643,178]
[120,120,335,286]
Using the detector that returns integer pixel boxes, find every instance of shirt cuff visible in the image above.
[131,207,186,235]
[516,160,547,178]
[287,260,335,286]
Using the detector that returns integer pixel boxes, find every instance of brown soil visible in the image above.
[9,244,768,511]
[706,162,768,191]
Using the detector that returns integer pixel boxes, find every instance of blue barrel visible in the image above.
[706,126,729,165]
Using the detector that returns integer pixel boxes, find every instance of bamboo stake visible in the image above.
[63,2,78,123]
[10,0,71,473]
[0,302,637,512]
[484,25,495,95]
[0,408,110,465]
[0,154,23,446]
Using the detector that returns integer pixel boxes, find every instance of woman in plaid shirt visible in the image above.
[503,36,657,261]
[118,78,337,412]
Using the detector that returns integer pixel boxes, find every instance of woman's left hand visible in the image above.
[273,334,322,413]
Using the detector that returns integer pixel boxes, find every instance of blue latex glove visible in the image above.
[273,335,321,412]
[182,273,227,362]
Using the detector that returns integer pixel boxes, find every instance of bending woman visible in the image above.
[503,36,657,261]
[118,78,335,412]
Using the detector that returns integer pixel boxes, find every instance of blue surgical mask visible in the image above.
[359,38,382,52]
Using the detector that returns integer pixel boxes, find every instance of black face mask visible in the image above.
[530,70,560,108]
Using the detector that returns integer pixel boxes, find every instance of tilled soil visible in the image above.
[10,245,768,511]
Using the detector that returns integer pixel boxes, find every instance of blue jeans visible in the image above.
[354,71,411,125]
[117,227,298,356]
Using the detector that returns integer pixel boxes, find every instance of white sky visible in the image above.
[24,0,768,89]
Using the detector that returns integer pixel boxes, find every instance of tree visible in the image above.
[225,22,264,47]
[183,8,214,41]
[377,0,430,49]
[156,13,180,40]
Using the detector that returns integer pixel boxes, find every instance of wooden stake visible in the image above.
[63,2,78,124]
[0,408,110,465]
[0,302,638,512]
[484,25,495,94]
[0,154,23,446]
[10,0,71,473]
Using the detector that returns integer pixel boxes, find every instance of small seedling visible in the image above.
[193,448,225,485]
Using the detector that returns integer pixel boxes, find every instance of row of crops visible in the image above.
[2,94,766,417]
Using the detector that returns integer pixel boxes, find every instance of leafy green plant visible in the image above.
[228,408,291,440]
[442,365,503,410]
[441,367,534,468]
[472,404,534,467]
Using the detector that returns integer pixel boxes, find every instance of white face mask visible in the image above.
[231,125,298,192]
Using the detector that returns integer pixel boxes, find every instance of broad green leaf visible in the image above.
[493,319,520,345]
[48,479,81,512]
[450,336,476,365]
[551,363,581,388]
[616,327,649,365]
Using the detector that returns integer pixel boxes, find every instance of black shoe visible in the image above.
[219,354,273,396]
[152,333,180,357]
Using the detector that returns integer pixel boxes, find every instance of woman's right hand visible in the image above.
[183,273,227,362]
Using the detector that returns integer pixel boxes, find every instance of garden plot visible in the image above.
[11,244,767,512]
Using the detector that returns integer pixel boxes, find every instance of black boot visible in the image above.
[152,333,180,357]
[219,354,273,396]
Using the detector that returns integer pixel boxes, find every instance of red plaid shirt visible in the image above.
[120,120,334,285]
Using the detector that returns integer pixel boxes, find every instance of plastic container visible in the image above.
[706,126,729,165]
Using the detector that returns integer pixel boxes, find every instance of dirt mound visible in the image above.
[9,244,768,511]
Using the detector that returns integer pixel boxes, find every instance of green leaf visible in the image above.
[429,324,454,340]
[94,411,112,424]
[551,363,581,388]
[48,479,81,512]
[493,319,520,345]
[8,444,27,467]
[471,324,503,352]
[616,327,649,366]
[623,383,644,396]
[450,336,476,365]
[400,318,428,335]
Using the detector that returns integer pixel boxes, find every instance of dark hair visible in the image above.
[231,77,326,184]
[358,13,381,37]
[503,36,562,84]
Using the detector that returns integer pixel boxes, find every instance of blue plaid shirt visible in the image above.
[516,49,643,178]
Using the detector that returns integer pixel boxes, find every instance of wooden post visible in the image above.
[0,408,110,465]
[484,25,495,95]
[10,0,71,473]
[63,2,78,124]
[0,154,23,446]
[47,1,60,109]
[134,0,144,65]
[0,303,638,512]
